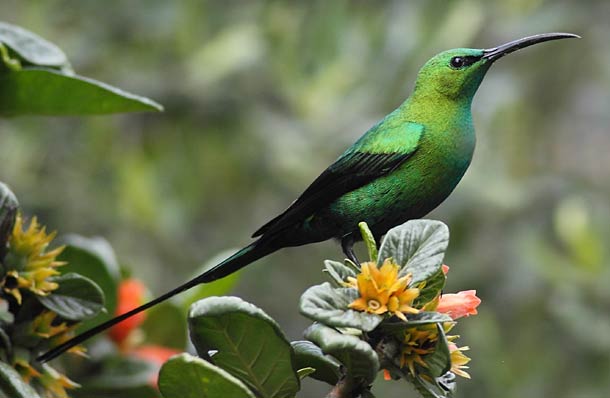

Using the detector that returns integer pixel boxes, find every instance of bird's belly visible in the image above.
[314,151,471,238]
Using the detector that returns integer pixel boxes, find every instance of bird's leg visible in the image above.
[341,235,360,265]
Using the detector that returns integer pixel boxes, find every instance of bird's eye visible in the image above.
[450,56,465,68]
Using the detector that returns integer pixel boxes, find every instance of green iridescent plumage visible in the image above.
[38,32,578,362]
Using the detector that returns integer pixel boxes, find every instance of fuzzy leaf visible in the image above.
[323,260,356,287]
[188,296,299,398]
[291,340,341,385]
[0,360,41,398]
[159,353,255,398]
[0,68,162,116]
[38,273,105,321]
[299,283,382,332]
[377,220,449,283]
[0,22,68,68]
[304,323,379,385]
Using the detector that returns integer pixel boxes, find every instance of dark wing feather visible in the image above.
[252,150,416,238]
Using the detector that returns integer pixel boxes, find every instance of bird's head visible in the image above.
[413,33,579,102]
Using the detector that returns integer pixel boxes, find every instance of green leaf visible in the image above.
[377,220,449,283]
[0,360,41,398]
[304,323,379,385]
[299,283,382,332]
[358,222,378,261]
[291,340,341,385]
[0,68,162,116]
[425,324,451,378]
[180,250,240,312]
[38,273,105,321]
[296,367,316,379]
[323,260,356,287]
[141,301,187,350]
[411,373,455,398]
[57,235,120,327]
[414,268,446,307]
[159,353,255,398]
[188,296,299,398]
[379,312,453,334]
[0,182,18,260]
[0,22,68,68]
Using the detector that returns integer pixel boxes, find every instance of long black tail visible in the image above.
[37,240,276,363]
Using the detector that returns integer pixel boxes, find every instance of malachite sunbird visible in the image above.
[39,32,578,362]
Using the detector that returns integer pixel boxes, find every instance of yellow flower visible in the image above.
[449,343,471,379]
[1,215,65,302]
[399,325,439,376]
[348,259,419,318]
[38,364,80,398]
[399,322,459,377]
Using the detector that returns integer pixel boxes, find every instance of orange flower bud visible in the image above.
[108,279,147,345]
[436,290,480,319]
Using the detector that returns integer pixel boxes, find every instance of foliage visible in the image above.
[0,182,106,397]
[158,220,480,398]
[0,21,161,116]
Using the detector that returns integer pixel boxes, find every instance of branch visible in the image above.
[325,377,367,398]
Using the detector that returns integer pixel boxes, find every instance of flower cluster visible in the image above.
[2,215,65,303]
[0,213,81,398]
[348,260,480,380]
[346,259,420,320]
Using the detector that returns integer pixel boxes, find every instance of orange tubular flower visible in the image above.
[436,290,481,320]
[108,278,148,347]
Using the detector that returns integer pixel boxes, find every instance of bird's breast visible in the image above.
[322,123,475,237]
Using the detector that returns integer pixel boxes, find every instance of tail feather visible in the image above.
[37,241,275,363]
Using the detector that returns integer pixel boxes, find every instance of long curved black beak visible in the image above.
[483,33,580,63]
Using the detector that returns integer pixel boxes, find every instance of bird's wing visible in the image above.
[252,121,424,238]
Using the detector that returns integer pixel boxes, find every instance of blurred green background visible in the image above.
[1,1,609,397]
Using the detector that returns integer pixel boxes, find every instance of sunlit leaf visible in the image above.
[378,220,449,283]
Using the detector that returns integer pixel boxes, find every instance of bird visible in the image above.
[38,32,578,362]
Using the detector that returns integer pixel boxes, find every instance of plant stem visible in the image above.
[325,377,363,398]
